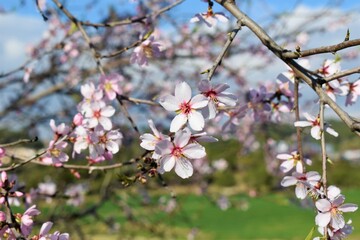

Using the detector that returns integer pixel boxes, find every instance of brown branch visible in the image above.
[52,0,104,75]
[324,66,360,82]
[80,0,184,28]
[100,39,143,59]
[282,39,360,59]
[294,78,304,170]
[0,137,38,148]
[204,23,242,80]
[214,0,360,136]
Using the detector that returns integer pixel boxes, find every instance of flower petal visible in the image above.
[170,114,188,133]
[174,157,193,179]
[175,82,191,103]
[159,95,180,111]
[188,111,205,131]
[315,212,331,227]
[161,155,176,172]
[183,143,206,159]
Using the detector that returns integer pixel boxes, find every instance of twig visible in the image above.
[282,39,360,59]
[116,95,140,135]
[294,78,304,170]
[80,0,184,28]
[319,102,327,193]
[205,23,242,80]
[214,0,360,136]
[323,66,360,82]
[52,0,104,75]
[0,137,38,148]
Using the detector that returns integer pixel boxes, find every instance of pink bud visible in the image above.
[13,191,24,197]
[0,211,5,221]
[1,171,7,183]
[73,113,83,126]
[0,147,5,158]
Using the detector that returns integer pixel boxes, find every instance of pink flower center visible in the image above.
[93,110,101,118]
[180,102,192,115]
[143,45,154,59]
[104,82,113,92]
[99,135,107,144]
[171,146,183,157]
[319,65,330,76]
[204,90,217,100]
[50,148,61,158]
[312,117,320,126]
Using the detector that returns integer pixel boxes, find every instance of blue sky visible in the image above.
[0,0,359,119]
[2,0,360,21]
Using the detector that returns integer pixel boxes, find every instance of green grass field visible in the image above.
[67,188,360,240]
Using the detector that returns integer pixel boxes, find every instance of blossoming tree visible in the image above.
[0,0,360,239]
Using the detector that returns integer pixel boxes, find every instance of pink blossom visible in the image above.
[0,147,5,166]
[21,205,41,237]
[155,128,206,179]
[277,151,312,173]
[294,112,338,140]
[83,101,115,130]
[190,9,229,28]
[79,82,103,110]
[159,81,208,132]
[324,80,348,102]
[0,211,5,222]
[130,36,162,67]
[198,80,237,119]
[345,79,360,106]
[315,195,357,230]
[93,126,123,156]
[50,119,70,137]
[281,171,321,199]
[73,113,83,126]
[99,73,123,100]
[318,59,341,77]
[278,59,310,83]
[247,86,272,121]
[41,140,69,166]
[37,221,70,240]
[140,119,170,159]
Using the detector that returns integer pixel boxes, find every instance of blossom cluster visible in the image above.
[139,81,236,179]
[40,73,124,166]
[0,171,69,239]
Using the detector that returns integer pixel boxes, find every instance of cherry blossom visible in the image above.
[99,73,123,100]
[83,101,115,131]
[318,59,341,77]
[155,128,206,179]
[294,112,338,140]
[159,81,209,132]
[190,9,229,28]
[324,80,348,102]
[21,205,41,237]
[277,59,310,83]
[36,221,70,240]
[50,119,70,137]
[41,140,69,166]
[130,36,162,67]
[93,126,123,156]
[315,195,357,230]
[281,171,321,199]
[0,147,5,166]
[0,171,23,204]
[140,119,170,159]
[276,151,312,173]
[198,80,237,119]
[80,82,103,105]
[345,79,360,106]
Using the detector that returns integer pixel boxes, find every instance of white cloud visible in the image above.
[0,13,47,72]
